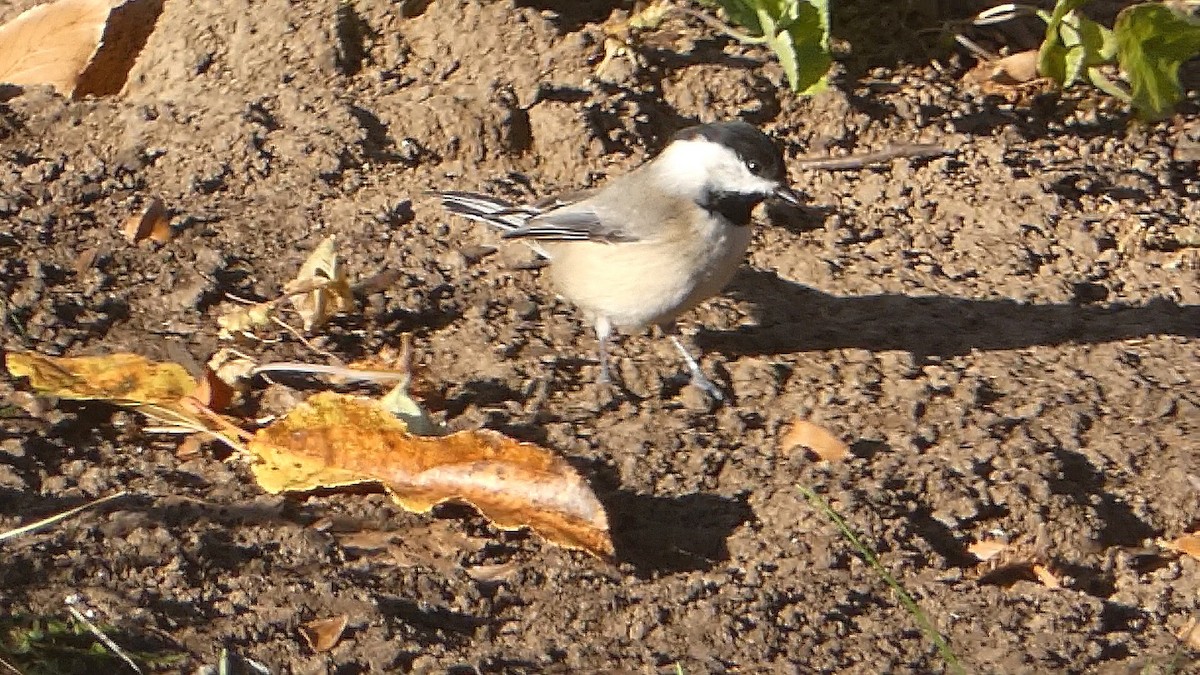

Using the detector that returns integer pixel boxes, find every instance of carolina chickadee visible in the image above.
[437,120,801,400]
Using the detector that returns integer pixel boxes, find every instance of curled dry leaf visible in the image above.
[963,49,1041,86]
[966,539,1009,562]
[121,196,171,243]
[285,235,354,332]
[1031,563,1063,589]
[780,418,850,461]
[0,0,163,98]
[298,615,349,653]
[248,392,613,558]
[5,351,194,405]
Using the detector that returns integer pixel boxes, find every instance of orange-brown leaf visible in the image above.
[967,539,1009,563]
[247,392,613,558]
[1164,534,1200,560]
[0,0,162,98]
[298,615,348,653]
[192,367,234,412]
[121,196,171,243]
[5,351,195,404]
[780,418,850,461]
[1031,563,1062,589]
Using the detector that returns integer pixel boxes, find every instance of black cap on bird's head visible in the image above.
[667,121,803,209]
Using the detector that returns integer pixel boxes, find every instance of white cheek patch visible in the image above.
[655,138,776,199]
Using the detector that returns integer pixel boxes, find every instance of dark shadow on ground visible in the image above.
[702,268,1199,359]
[602,488,754,576]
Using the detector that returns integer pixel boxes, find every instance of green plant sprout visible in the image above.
[699,0,832,94]
[1023,0,1199,119]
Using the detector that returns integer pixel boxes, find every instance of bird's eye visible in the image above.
[746,160,760,174]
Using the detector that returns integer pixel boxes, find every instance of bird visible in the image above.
[436,120,801,400]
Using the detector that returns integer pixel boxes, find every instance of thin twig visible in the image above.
[0,491,129,543]
[65,604,143,674]
[252,361,410,382]
[793,144,955,171]
[672,4,769,44]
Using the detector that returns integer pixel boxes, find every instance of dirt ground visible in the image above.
[1,0,1198,672]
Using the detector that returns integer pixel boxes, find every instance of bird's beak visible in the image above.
[772,185,805,206]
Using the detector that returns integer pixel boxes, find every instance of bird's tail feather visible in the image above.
[437,191,538,234]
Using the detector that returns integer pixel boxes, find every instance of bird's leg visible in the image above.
[667,331,725,401]
[594,315,613,384]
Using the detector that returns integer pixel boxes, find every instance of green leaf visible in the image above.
[1039,5,1114,86]
[1038,0,1097,84]
[781,0,831,94]
[705,0,763,34]
[701,0,831,95]
[1115,3,1200,120]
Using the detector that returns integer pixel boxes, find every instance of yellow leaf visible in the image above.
[285,235,354,332]
[5,351,195,404]
[248,392,613,558]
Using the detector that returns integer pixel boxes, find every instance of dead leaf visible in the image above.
[5,351,249,451]
[780,419,850,461]
[216,300,275,340]
[192,367,233,412]
[298,615,348,653]
[1031,563,1062,589]
[248,392,613,558]
[967,539,1008,562]
[175,433,205,459]
[5,351,195,405]
[0,0,163,98]
[1163,533,1200,560]
[206,348,257,394]
[964,50,1040,86]
[284,236,354,332]
[121,197,171,243]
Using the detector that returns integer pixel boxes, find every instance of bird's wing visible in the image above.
[502,201,639,244]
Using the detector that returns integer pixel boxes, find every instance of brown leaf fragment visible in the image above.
[1031,563,1062,589]
[0,0,162,98]
[121,196,171,243]
[192,367,233,412]
[967,539,1009,562]
[298,615,348,653]
[780,418,850,461]
[248,392,613,558]
[174,433,205,459]
[964,50,1040,86]
[5,351,194,405]
[284,236,354,332]
[1163,533,1200,560]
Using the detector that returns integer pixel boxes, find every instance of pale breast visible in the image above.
[545,218,752,330]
